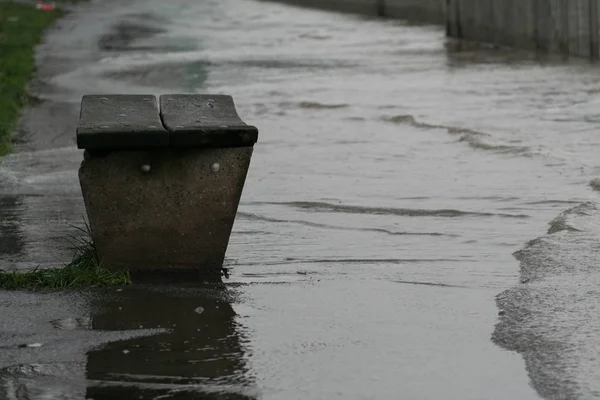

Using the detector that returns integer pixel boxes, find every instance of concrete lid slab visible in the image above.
[76,95,169,150]
[159,94,258,148]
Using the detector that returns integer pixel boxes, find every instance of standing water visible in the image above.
[1,0,600,398]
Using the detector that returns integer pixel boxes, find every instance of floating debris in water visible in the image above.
[194,307,204,315]
[122,350,130,354]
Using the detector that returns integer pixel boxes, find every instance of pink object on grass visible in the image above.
[36,1,56,11]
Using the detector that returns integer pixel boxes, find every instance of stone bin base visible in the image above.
[79,147,253,279]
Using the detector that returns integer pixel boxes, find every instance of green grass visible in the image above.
[0,2,63,155]
[0,224,131,291]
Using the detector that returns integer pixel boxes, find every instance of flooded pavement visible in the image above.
[2,0,600,397]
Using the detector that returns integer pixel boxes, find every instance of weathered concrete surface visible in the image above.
[79,147,253,278]
[76,94,257,279]
[493,203,600,399]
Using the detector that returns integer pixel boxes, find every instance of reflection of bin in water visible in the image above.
[85,286,256,399]
[76,94,258,281]
[0,195,25,258]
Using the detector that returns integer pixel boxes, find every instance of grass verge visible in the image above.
[0,3,119,290]
[0,2,63,155]
[0,225,131,291]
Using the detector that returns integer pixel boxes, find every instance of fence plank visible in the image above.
[592,0,600,58]
[578,0,591,57]
[568,0,580,55]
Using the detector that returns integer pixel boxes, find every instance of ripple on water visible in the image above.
[381,114,533,156]
[247,200,531,219]
[237,211,456,236]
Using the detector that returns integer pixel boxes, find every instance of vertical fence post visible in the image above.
[446,0,462,38]
[590,0,599,58]
[577,0,591,57]
[561,0,570,54]
[445,0,452,36]
[568,0,579,55]
[377,0,385,17]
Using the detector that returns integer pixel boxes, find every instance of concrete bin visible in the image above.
[76,94,258,281]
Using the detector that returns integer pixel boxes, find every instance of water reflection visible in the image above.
[442,39,584,67]
[0,195,25,258]
[86,285,256,399]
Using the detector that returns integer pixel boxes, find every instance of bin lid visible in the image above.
[160,95,258,148]
[76,94,258,150]
[77,95,168,150]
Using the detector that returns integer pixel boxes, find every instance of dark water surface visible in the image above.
[2,0,600,398]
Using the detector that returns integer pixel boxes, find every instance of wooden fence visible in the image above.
[447,0,600,58]
[271,0,600,58]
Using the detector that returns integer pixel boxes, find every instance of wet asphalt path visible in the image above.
[3,0,600,398]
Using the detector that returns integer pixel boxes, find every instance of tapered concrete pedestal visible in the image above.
[76,94,258,281]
